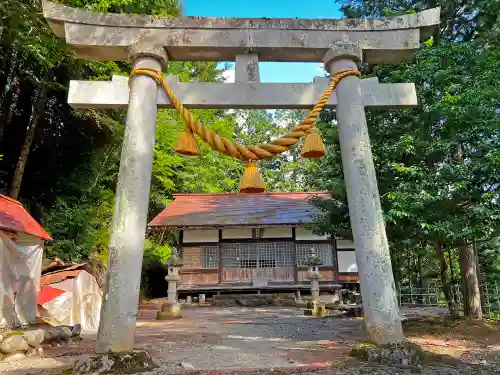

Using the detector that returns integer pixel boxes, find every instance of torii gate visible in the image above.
[43,1,440,353]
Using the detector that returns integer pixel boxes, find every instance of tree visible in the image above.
[0,0,245,266]
[310,35,499,316]
[337,0,500,42]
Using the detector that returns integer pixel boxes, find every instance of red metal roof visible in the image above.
[40,264,87,288]
[0,195,52,240]
[38,285,65,305]
[149,192,328,228]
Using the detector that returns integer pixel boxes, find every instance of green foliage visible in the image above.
[4,0,498,300]
[143,238,172,266]
[56,0,180,16]
[312,40,500,286]
[338,0,500,42]
[477,238,500,283]
[0,0,320,269]
[310,0,500,294]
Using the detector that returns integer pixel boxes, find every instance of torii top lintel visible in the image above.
[43,1,440,64]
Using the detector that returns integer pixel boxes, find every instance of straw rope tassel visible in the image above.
[174,127,200,156]
[301,126,326,158]
[240,162,265,193]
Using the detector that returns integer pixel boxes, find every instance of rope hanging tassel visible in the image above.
[129,67,361,193]
[174,127,200,156]
[240,162,266,193]
[301,127,326,158]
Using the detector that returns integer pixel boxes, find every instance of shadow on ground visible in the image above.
[0,308,498,374]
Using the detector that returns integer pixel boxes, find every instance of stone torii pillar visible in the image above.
[324,43,403,342]
[96,43,168,353]
[42,1,440,350]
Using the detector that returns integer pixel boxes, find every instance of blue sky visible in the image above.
[183,0,343,83]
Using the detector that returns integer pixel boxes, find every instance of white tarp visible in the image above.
[0,231,43,328]
[38,270,102,331]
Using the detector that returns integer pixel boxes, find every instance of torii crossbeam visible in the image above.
[68,74,417,109]
[43,1,440,352]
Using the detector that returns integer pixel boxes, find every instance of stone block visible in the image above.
[73,350,156,373]
[2,352,26,362]
[350,342,425,366]
[315,303,329,318]
[0,334,28,354]
[296,301,308,309]
[25,347,37,357]
[345,306,364,317]
[235,295,270,307]
[304,302,328,317]
[70,324,82,337]
[156,303,182,320]
[23,329,45,348]
[318,293,340,304]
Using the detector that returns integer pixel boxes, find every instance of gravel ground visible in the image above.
[0,306,497,375]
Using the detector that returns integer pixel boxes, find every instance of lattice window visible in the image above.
[296,243,333,266]
[182,246,219,269]
[240,259,258,268]
[202,246,219,269]
[221,242,293,268]
[258,243,276,268]
[221,243,240,267]
[274,242,294,267]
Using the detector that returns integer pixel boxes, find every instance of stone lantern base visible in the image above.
[156,302,182,320]
[304,301,328,318]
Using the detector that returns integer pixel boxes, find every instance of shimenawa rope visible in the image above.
[129,67,361,162]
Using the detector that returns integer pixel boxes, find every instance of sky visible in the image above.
[182,0,343,83]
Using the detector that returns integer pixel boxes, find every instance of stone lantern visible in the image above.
[306,247,323,302]
[156,248,183,320]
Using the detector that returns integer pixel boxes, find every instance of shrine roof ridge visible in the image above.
[43,1,439,36]
[148,191,330,229]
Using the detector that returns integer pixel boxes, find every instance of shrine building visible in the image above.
[148,192,359,294]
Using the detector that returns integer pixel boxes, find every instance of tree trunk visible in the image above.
[459,243,483,318]
[448,250,459,303]
[9,86,48,200]
[435,244,459,317]
[448,250,455,284]
[417,252,423,288]
[473,241,489,315]
[391,246,400,290]
[0,48,19,141]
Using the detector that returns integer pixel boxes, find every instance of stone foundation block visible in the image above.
[156,303,182,320]
[2,352,26,362]
[350,342,426,366]
[73,349,157,373]
[0,334,29,354]
[304,301,328,317]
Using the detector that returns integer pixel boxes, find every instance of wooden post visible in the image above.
[218,229,223,283]
[291,228,298,283]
